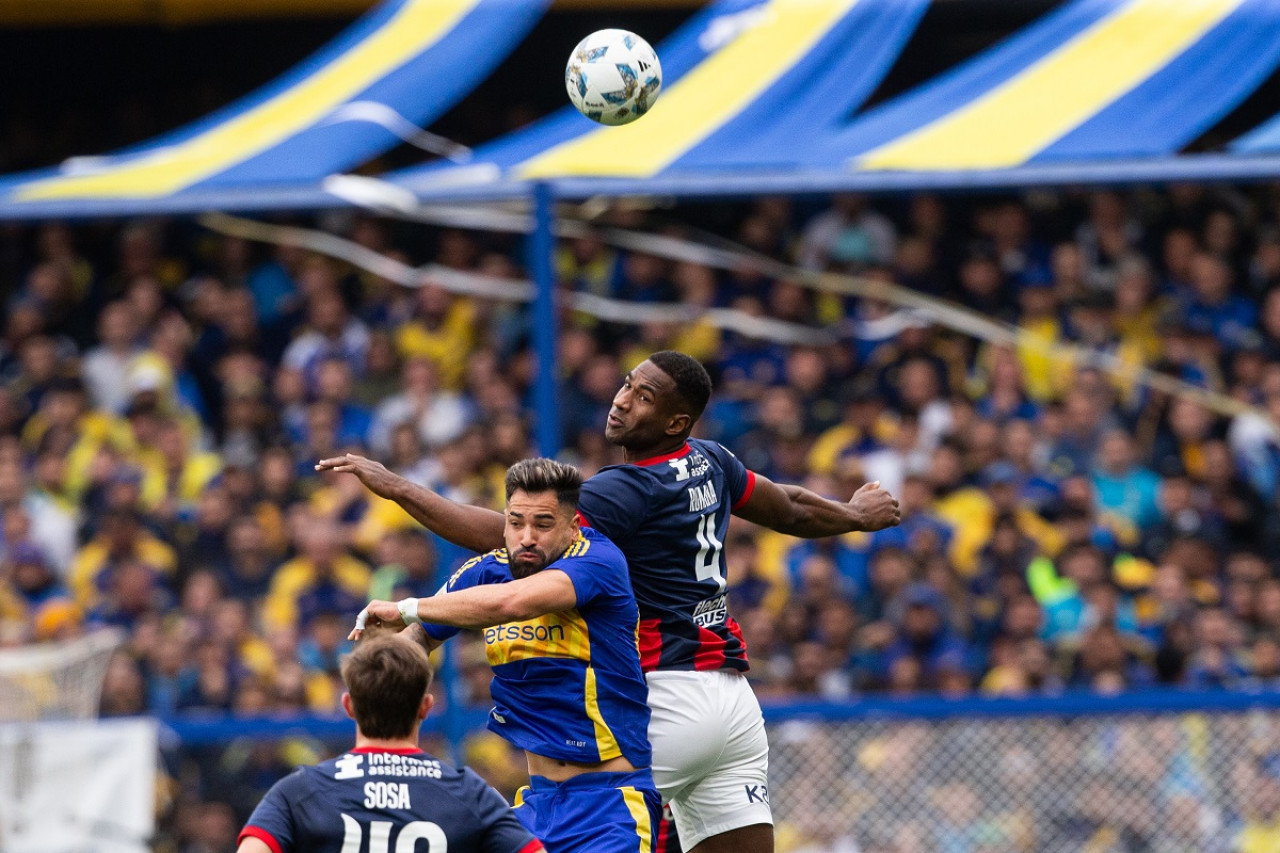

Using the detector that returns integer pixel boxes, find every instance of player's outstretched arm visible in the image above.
[349,571,578,640]
[316,453,505,553]
[733,472,900,537]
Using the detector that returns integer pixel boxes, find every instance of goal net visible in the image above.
[0,630,156,853]
[0,629,125,722]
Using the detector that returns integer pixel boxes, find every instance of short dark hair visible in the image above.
[341,636,433,740]
[648,351,713,423]
[504,457,583,509]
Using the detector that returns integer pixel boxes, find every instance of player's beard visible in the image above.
[510,547,548,579]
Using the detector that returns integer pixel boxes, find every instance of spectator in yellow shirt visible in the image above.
[393,283,476,390]
[262,514,369,631]
[69,507,177,609]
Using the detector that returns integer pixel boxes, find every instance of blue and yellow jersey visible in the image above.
[423,527,651,769]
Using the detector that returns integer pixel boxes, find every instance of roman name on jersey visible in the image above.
[364,782,412,809]
[688,481,717,513]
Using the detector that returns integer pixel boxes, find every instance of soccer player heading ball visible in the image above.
[322,350,900,853]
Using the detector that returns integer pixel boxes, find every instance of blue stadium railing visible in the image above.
[156,687,1280,752]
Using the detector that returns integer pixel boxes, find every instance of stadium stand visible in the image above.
[6,186,1280,848]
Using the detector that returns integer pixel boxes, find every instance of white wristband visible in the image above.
[397,598,421,625]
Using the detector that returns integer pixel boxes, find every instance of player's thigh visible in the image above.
[686,823,774,853]
[645,672,730,800]
[526,775,662,853]
[665,675,772,851]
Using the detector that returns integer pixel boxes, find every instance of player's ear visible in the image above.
[664,412,691,437]
[341,692,356,721]
[419,692,435,721]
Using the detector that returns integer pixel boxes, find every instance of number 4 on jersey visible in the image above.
[693,512,725,591]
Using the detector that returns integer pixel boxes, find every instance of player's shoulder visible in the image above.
[589,461,657,486]
[447,549,511,585]
[688,437,737,467]
[560,527,626,565]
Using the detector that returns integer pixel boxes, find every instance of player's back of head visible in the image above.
[648,351,712,427]
[342,636,433,740]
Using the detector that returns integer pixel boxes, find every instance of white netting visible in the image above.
[768,709,1280,853]
[0,630,125,722]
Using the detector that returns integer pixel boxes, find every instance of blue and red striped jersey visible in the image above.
[239,747,541,853]
[578,438,756,673]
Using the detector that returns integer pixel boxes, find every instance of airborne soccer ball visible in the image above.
[565,29,662,126]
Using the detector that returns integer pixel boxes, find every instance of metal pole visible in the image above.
[529,181,560,457]
[440,640,466,767]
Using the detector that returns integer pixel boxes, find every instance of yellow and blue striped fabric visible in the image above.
[0,0,546,204]
[830,0,1280,172]
[391,0,927,185]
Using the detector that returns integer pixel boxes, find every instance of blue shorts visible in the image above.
[515,769,661,853]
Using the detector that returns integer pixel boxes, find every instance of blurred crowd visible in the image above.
[4,186,1280,848]
[770,711,1280,853]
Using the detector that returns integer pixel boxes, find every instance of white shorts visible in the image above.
[645,670,773,849]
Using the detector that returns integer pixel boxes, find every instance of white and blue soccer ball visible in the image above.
[565,29,662,126]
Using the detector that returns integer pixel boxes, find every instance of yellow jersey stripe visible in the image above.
[583,666,621,760]
[15,0,481,200]
[858,0,1243,170]
[620,787,655,853]
[516,0,862,179]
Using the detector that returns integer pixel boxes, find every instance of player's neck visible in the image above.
[623,436,688,464]
[354,734,421,752]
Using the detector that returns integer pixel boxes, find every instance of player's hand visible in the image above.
[349,600,407,641]
[316,453,400,498]
[850,481,900,531]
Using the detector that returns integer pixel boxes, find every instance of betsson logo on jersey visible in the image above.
[483,611,590,665]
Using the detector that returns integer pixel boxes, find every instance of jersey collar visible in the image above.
[351,746,423,755]
[631,442,691,467]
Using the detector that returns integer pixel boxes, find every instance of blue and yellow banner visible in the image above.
[0,0,547,204]
[829,0,1280,172]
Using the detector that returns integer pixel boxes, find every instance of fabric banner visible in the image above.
[0,718,158,853]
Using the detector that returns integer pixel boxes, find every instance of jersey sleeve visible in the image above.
[578,468,651,541]
[462,768,543,853]
[421,554,493,641]
[710,442,757,509]
[239,770,303,853]
[552,544,628,609]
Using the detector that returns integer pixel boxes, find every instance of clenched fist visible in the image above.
[850,481,900,531]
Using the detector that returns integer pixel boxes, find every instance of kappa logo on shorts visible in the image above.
[745,784,769,804]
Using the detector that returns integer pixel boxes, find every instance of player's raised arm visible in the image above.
[350,570,578,641]
[732,471,901,537]
[315,452,505,553]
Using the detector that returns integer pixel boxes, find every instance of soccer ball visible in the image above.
[565,29,662,126]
